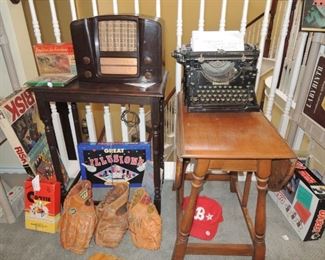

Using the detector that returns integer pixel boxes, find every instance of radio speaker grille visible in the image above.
[99,20,137,52]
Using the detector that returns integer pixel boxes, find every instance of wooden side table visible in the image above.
[31,72,167,213]
[172,92,296,259]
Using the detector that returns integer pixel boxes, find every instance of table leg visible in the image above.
[175,158,189,232]
[253,160,271,260]
[151,98,163,213]
[172,159,209,260]
[35,97,67,198]
[230,171,238,193]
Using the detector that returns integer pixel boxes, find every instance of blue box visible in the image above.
[78,142,151,187]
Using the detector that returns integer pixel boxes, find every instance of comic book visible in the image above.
[0,87,67,184]
[33,43,76,75]
[78,142,151,187]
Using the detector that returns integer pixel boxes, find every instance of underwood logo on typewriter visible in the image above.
[173,44,260,112]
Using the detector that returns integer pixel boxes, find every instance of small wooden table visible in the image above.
[172,92,296,259]
[31,72,167,213]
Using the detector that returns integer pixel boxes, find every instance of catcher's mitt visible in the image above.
[268,159,296,192]
[60,180,97,254]
[128,188,161,250]
[95,182,129,248]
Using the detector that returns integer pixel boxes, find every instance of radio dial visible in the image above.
[82,56,91,65]
[84,70,92,78]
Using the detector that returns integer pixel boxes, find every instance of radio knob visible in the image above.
[84,70,92,78]
[82,56,91,65]
[144,56,152,64]
[144,71,152,80]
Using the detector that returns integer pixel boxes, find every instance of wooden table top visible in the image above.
[31,71,168,101]
[177,92,296,160]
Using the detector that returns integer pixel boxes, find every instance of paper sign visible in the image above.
[191,30,245,52]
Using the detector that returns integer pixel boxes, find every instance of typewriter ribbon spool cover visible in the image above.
[173,44,261,112]
[70,15,164,84]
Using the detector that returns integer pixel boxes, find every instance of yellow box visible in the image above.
[25,211,60,233]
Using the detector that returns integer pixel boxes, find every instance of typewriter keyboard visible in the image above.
[187,85,260,112]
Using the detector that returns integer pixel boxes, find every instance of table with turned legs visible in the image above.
[172,92,296,259]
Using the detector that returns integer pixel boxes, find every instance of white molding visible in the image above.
[164,161,176,180]
[0,1,37,86]
[0,167,25,174]
[264,76,296,111]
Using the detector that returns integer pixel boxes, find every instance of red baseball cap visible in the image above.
[182,196,223,240]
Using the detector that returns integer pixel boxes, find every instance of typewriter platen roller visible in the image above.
[173,44,260,112]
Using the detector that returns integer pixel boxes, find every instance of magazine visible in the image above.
[78,142,151,187]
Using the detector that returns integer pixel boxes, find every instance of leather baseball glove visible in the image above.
[60,180,97,254]
[128,188,161,250]
[95,182,129,248]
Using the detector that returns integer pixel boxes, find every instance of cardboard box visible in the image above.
[0,186,24,223]
[269,161,325,241]
[24,212,60,233]
[24,179,61,233]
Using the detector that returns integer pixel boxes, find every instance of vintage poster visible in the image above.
[78,142,151,187]
[303,45,325,129]
[301,0,325,32]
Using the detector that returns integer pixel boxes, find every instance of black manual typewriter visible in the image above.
[173,44,260,112]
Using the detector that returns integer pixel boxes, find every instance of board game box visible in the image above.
[0,87,67,184]
[78,142,151,187]
[33,43,76,75]
[269,160,325,241]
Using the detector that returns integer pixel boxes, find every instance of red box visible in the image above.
[24,178,61,215]
[24,178,61,233]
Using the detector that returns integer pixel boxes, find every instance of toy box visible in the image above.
[269,160,325,241]
[24,179,61,233]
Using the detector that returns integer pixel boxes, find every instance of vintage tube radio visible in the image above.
[70,15,164,84]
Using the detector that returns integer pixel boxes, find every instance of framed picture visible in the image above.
[78,142,151,187]
[301,0,325,32]
[298,44,325,148]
